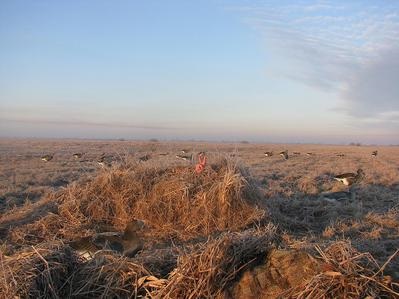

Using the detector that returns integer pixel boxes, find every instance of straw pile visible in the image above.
[156,224,278,298]
[0,242,79,298]
[0,243,167,298]
[0,226,278,299]
[283,241,399,298]
[7,157,265,246]
[1,231,398,298]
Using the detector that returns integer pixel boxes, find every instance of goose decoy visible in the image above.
[279,150,288,160]
[41,154,53,162]
[139,154,151,162]
[371,150,378,157]
[264,151,273,157]
[68,233,115,260]
[159,153,169,156]
[293,152,301,155]
[97,154,109,167]
[306,152,315,156]
[180,149,189,154]
[69,219,146,260]
[73,153,84,159]
[97,158,105,167]
[334,169,364,186]
[336,153,345,157]
[176,154,193,161]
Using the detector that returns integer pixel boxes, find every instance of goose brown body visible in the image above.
[139,154,151,162]
[41,154,53,162]
[334,169,364,186]
[69,219,145,259]
[264,151,273,157]
[279,150,288,160]
[176,154,193,161]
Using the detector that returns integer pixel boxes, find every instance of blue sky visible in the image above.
[1,0,398,144]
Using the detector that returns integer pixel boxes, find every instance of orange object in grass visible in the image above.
[195,152,207,173]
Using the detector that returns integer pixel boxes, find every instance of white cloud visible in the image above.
[230,0,399,125]
[341,49,399,119]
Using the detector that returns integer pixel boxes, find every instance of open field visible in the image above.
[0,138,398,298]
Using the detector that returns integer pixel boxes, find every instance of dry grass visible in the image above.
[0,242,167,298]
[0,242,79,298]
[0,139,398,298]
[283,241,399,298]
[156,225,278,298]
[0,226,277,299]
[2,236,397,298]
[4,157,264,247]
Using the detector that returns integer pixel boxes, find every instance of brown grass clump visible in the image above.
[155,224,278,298]
[283,241,399,298]
[0,243,167,298]
[0,227,277,299]
[70,253,167,298]
[6,157,264,245]
[323,209,399,239]
[0,157,271,298]
[0,242,79,298]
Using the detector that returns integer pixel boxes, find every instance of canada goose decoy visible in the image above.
[97,157,105,167]
[371,150,378,157]
[97,154,108,167]
[293,152,301,155]
[306,152,315,156]
[264,151,273,157]
[69,233,116,260]
[176,154,193,161]
[334,169,364,186]
[69,219,146,260]
[279,150,288,160]
[336,153,345,157]
[73,153,83,159]
[139,154,151,162]
[41,154,53,162]
[159,152,169,156]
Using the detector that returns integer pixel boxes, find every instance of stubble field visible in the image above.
[0,138,398,298]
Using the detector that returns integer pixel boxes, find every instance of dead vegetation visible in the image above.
[283,241,399,298]
[0,140,398,298]
[156,225,278,298]
[1,232,398,298]
[3,157,264,247]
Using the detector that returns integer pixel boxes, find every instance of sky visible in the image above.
[1,0,398,144]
